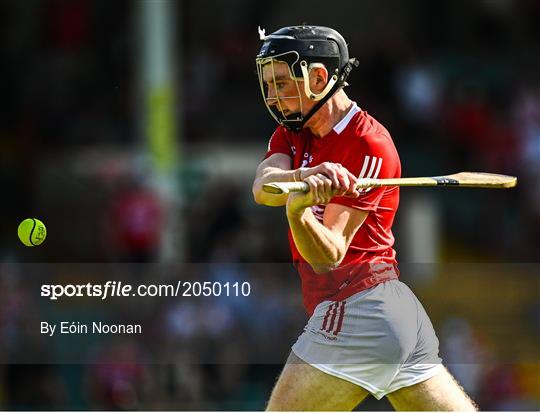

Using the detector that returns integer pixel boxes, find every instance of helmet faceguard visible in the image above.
[256,25,358,132]
[256,50,305,131]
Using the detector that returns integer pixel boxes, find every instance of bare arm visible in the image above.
[286,174,367,274]
[252,153,296,206]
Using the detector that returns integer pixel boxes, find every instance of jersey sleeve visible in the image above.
[330,133,401,211]
[264,126,293,159]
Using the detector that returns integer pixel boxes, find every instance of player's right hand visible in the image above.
[287,169,360,215]
[300,162,360,197]
[287,173,339,214]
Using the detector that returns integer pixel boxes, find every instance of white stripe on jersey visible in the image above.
[373,157,383,179]
[358,155,370,179]
[366,156,378,179]
[359,156,383,193]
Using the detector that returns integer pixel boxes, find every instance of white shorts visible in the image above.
[291,280,443,400]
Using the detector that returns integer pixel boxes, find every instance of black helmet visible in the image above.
[256,25,358,131]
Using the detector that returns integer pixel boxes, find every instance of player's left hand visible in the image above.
[286,173,349,215]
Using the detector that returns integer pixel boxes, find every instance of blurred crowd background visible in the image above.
[0,0,539,410]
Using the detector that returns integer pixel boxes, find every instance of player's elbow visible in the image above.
[310,254,346,275]
[311,259,343,275]
[311,263,335,274]
[310,243,347,274]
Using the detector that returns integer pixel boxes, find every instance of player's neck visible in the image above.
[306,91,353,138]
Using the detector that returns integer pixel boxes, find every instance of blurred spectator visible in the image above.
[102,177,163,262]
[394,57,443,126]
[513,87,540,176]
[86,340,150,410]
[440,317,489,397]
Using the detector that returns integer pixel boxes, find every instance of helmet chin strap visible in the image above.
[283,74,342,132]
[283,92,337,132]
[300,61,338,101]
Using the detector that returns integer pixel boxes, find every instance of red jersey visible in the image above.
[264,104,402,315]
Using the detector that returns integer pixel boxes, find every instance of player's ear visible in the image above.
[309,66,329,93]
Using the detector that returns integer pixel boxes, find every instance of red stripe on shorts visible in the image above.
[326,302,339,333]
[321,302,337,331]
[333,301,346,335]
